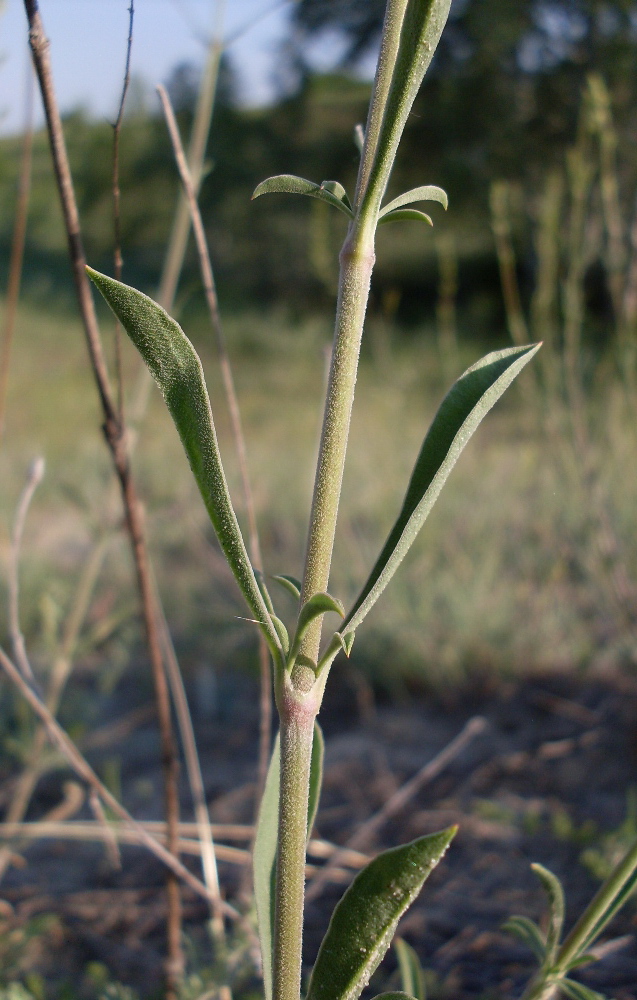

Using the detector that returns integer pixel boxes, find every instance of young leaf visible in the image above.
[253,733,280,1000]
[558,980,607,1000]
[307,721,325,841]
[378,208,433,227]
[86,268,281,657]
[253,723,324,1000]
[321,180,353,212]
[272,574,302,601]
[340,343,541,635]
[270,614,290,655]
[532,863,565,959]
[252,174,354,218]
[394,938,426,1000]
[288,592,345,667]
[502,916,547,963]
[306,828,456,1000]
[379,185,448,218]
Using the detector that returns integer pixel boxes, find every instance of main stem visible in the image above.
[299,225,376,663]
[273,688,317,1000]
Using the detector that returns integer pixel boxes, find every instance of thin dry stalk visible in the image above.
[23,3,184,988]
[305,716,487,904]
[0,532,111,884]
[157,83,273,817]
[111,0,135,421]
[490,182,530,348]
[8,457,44,683]
[0,54,34,439]
[0,641,239,918]
[152,573,225,936]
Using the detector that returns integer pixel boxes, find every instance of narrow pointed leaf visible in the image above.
[394,938,426,1000]
[379,185,448,218]
[532,863,565,959]
[559,980,607,1000]
[270,614,290,655]
[341,344,541,635]
[502,916,547,963]
[272,574,302,601]
[379,209,433,226]
[252,174,354,218]
[307,721,324,841]
[307,828,456,1000]
[253,723,323,1000]
[565,955,597,972]
[253,733,280,1000]
[86,268,280,656]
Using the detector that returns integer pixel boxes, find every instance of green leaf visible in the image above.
[502,916,547,963]
[306,828,456,1000]
[394,938,426,1000]
[341,343,541,635]
[379,185,448,218]
[253,733,280,1000]
[253,723,324,1000]
[532,863,565,959]
[272,575,302,601]
[307,722,325,841]
[270,614,290,655]
[371,994,418,1000]
[564,955,597,972]
[559,980,607,1000]
[320,180,353,212]
[252,174,354,218]
[378,209,433,226]
[86,268,281,658]
[289,592,345,667]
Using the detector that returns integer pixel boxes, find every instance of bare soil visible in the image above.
[2,669,637,999]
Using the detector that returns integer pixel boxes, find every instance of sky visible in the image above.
[0,0,298,136]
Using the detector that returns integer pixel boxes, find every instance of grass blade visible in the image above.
[341,343,541,635]
[307,828,456,1000]
[86,268,280,657]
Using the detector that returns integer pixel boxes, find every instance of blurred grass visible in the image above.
[0,296,635,696]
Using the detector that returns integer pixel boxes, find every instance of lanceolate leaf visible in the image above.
[532,863,565,959]
[341,343,541,635]
[252,174,354,218]
[253,733,280,1000]
[86,268,281,656]
[378,208,433,226]
[307,721,325,841]
[253,724,325,1000]
[394,938,426,1000]
[379,185,448,218]
[307,828,456,1000]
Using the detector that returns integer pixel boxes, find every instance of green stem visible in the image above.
[299,227,375,663]
[272,683,319,1000]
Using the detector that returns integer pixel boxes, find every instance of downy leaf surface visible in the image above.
[86,268,280,655]
[253,724,324,1000]
[379,185,448,217]
[252,174,354,218]
[340,343,541,635]
[307,828,456,1000]
[378,208,433,226]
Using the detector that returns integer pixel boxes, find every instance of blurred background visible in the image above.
[1,0,637,692]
